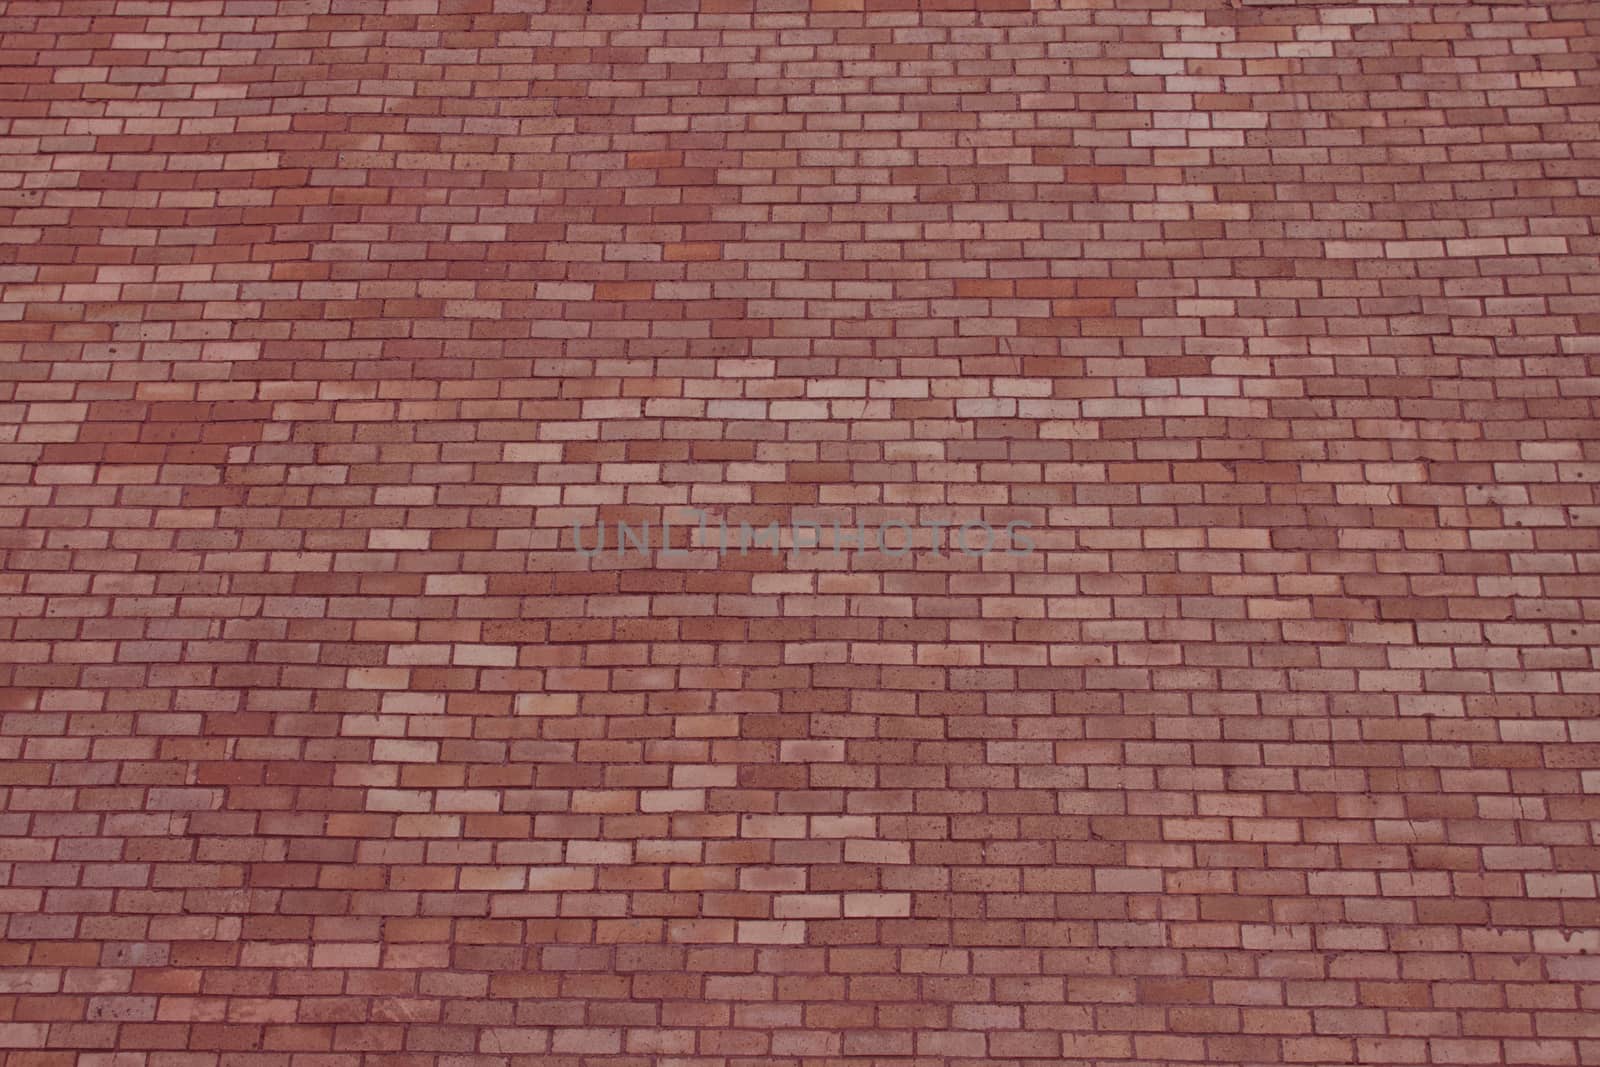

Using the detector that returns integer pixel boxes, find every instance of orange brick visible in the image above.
[662,243,721,262]
[594,282,654,301]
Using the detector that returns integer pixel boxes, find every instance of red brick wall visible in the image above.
[3,0,1599,1063]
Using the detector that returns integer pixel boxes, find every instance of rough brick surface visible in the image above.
[2,0,1600,1064]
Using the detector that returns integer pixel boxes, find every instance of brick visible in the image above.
[662,243,722,263]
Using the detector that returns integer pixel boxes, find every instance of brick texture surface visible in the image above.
[2,0,1600,1063]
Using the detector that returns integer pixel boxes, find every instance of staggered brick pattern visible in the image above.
[3,0,1600,1063]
